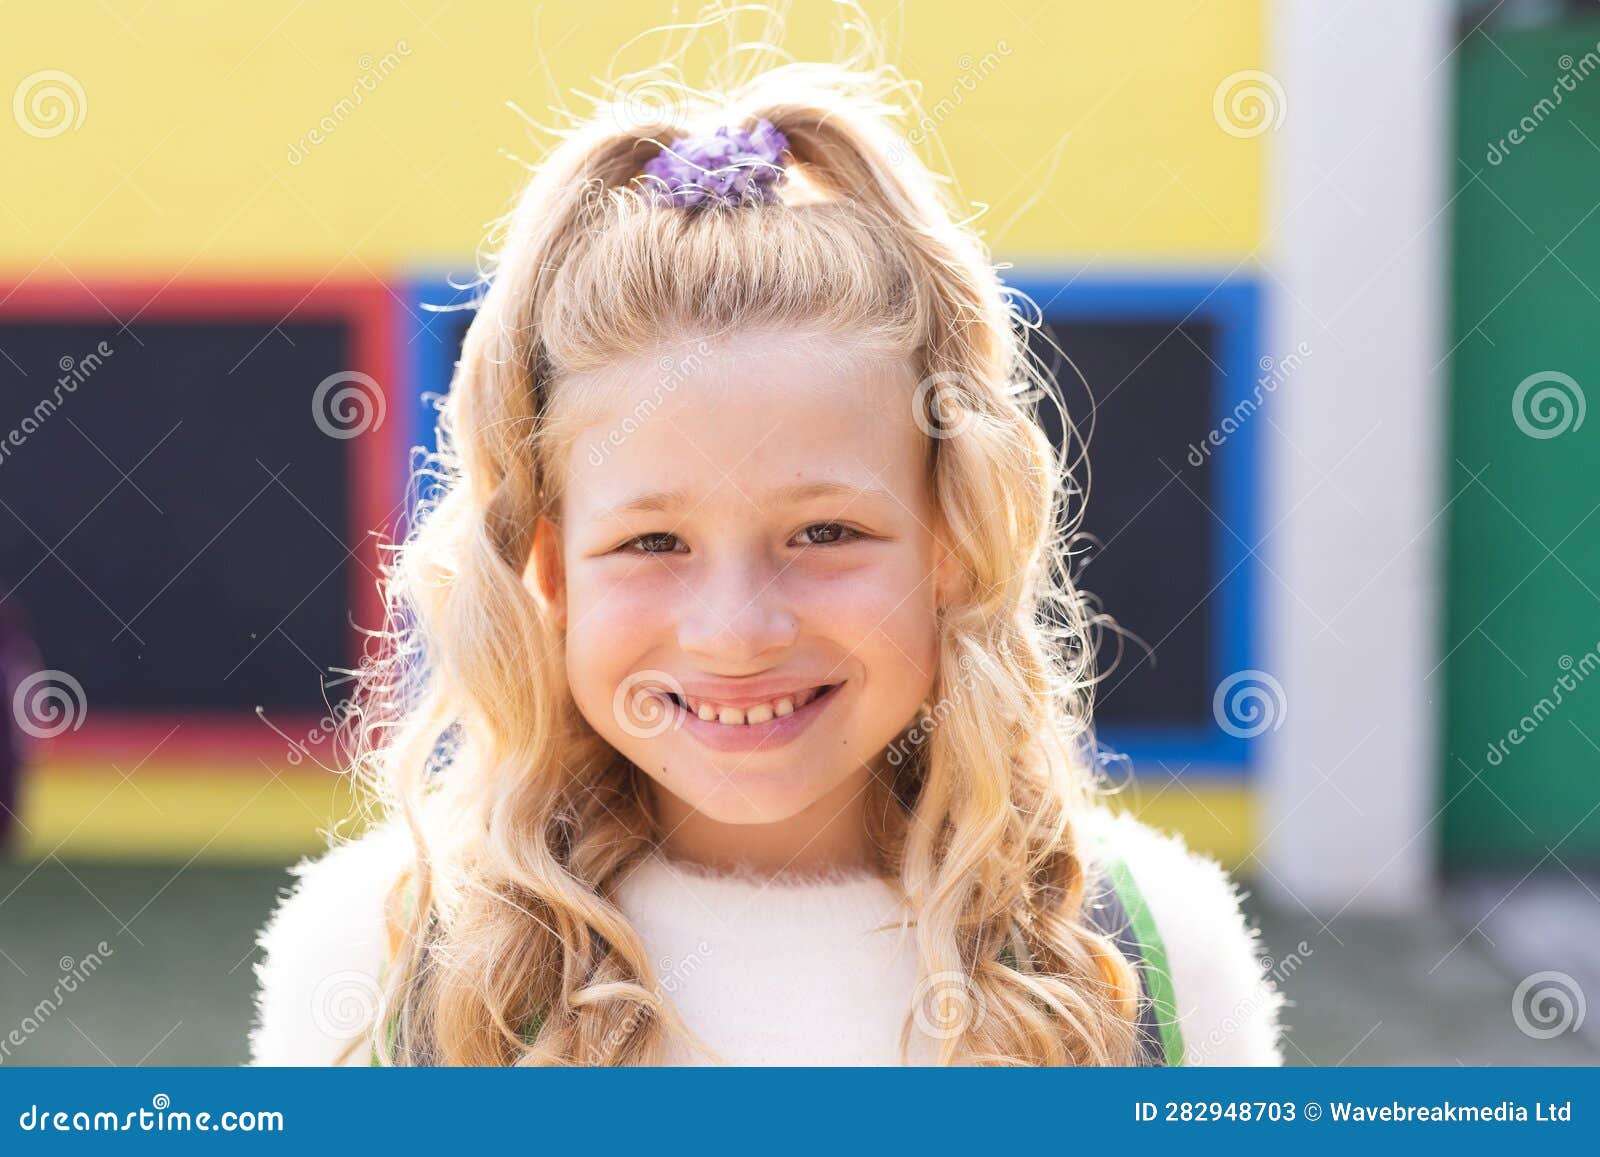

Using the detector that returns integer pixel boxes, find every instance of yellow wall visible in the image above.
[17,762,1257,868]
[4,1,1266,863]
[3,1,1265,273]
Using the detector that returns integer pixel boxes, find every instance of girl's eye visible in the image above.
[796,521,862,547]
[616,523,863,554]
[620,532,685,555]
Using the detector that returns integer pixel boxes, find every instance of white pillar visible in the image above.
[1259,0,1455,913]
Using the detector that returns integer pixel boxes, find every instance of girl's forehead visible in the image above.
[563,327,912,399]
[556,329,928,518]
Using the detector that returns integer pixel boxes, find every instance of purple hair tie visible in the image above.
[640,119,789,209]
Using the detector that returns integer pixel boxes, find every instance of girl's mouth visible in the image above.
[661,681,842,726]
[650,681,845,752]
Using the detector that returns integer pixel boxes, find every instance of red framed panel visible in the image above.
[0,277,399,767]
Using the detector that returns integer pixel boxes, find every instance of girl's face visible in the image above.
[533,329,958,871]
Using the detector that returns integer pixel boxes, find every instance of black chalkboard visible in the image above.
[0,319,354,713]
[1030,318,1218,735]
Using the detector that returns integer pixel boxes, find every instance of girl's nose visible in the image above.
[676,562,800,664]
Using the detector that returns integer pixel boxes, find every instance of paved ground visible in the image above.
[0,859,1594,1066]
[1248,885,1598,1065]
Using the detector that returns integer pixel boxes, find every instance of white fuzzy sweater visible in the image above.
[248,808,1286,1066]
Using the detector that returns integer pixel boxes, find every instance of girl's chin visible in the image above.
[647,759,874,830]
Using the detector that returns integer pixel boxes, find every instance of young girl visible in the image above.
[248,28,1286,1067]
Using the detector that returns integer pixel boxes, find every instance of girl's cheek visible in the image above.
[791,561,940,666]
[796,552,933,620]
[568,566,681,644]
[872,594,942,678]
[789,569,893,627]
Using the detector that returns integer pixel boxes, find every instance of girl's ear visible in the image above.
[527,516,567,629]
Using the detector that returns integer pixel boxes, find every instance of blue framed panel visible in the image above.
[397,271,1262,779]
[398,273,483,519]
[1002,273,1262,778]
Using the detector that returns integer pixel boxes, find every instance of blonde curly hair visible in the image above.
[346,2,1142,1067]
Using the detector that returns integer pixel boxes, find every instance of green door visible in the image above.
[1444,22,1600,866]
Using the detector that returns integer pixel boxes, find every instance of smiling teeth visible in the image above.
[685,687,824,726]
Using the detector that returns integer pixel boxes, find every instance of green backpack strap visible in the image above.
[371,875,544,1065]
[371,1005,395,1066]
[369,873,416,1066]
[1101,852,1186,1066]
[993,850,1186,1066]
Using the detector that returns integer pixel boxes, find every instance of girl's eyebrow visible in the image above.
[596,480,892,522]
